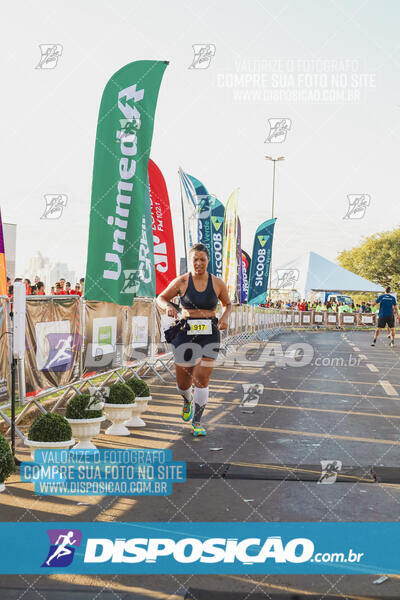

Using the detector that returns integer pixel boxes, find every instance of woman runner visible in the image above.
[156,243,232,436]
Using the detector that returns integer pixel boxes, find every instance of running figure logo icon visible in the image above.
[276,269,299,290]
[42,529,82,567]
[343,194,370,219]
[35,44,63,69]
[318,460,342,484]
[188,44,216,69]
[41,194,68,220]
[42,333,81,372]
[121,270,141,294]
[265,118,292,143]
[242,384,264,407]
[116,117,141,143]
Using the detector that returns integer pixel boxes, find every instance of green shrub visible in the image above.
[126,377,150,397]
[0,433,15,483]
[106,383,135,405]
[28,413,72,442]
[65,394,103,420]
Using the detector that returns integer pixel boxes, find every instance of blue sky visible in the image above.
[1,0,400,279]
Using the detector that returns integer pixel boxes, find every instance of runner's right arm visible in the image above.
[156,277,185,318]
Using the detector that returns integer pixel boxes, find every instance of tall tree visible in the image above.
[338,228,400,289]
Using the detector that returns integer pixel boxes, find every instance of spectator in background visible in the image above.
[79,277,85,295]
[51,285,55,295]
[24,278,32,295]
[75,283,82,296]
[34,276,40,286]
[65,282,71,294]
[7,284,13,316]
[54,283,64,295]
[299,299,306,311]
[59,278,66,292]
[35,282,45,295]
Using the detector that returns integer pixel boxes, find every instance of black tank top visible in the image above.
[180,273,218,311]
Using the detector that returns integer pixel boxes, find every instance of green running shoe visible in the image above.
[192,421,207,437]
[181,391,193,422]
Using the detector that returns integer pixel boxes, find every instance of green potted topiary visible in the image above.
[124,378,151,428]
[25,413,75,459]
[103,383,136,436]
[0,433,15,492]
[65,394,106,449]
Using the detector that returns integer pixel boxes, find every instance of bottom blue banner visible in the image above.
[0,522,397,574]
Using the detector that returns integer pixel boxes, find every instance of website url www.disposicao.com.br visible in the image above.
[82,536,364,565]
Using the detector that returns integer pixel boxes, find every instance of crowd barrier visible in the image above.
[0,296,379,439]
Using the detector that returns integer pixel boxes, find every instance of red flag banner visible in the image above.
[148,159,176,295]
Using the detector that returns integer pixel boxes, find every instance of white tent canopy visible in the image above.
[271,251,384,298]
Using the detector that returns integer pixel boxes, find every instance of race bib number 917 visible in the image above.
[188,319,212,335]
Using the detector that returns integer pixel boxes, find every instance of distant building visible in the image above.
[25,252,52,289]
[50,262,76,288]
[23,253,76,292]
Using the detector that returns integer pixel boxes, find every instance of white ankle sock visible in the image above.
[177,386,192,401]
[193,386,209,407]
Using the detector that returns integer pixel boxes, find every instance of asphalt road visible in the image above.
[2,329,400,598]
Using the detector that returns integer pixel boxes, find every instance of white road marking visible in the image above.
[367,364,379,372]
[379,380,399,396]
[353,346,360,351]
[359,354,368,360]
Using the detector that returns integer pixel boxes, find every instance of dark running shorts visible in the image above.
[171,318,221,365]
[378,315,395,329]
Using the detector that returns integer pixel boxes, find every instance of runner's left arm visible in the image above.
[216,280,232,330]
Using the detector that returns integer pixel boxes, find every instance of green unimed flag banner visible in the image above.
[247,218,277,306]
[85,60,168,305]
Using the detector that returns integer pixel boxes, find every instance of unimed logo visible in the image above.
[83,536,314,564]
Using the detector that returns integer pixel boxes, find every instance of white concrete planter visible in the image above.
[66,416,106,449]
[103,402,135,436]
[125,396,151,428]
[24,438,75,460]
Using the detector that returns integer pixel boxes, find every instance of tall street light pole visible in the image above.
[265,155,284,301]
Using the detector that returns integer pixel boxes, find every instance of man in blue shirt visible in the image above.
[371,286,398,347]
